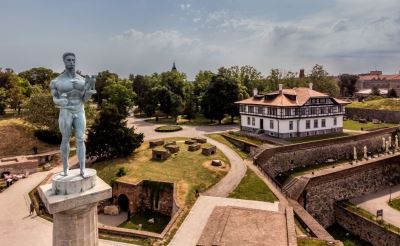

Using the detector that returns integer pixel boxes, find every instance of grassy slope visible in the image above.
[206,133,248,159]
[0,118,57,158]
[343,120,396,131]
[288,132,353,144]
[347,98,400,111]
[229,168,277,202]
[93,138,230,206]
[389,197,400,211]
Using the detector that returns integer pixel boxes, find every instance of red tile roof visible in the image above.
[236,87,350,106]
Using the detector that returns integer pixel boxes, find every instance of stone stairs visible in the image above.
[282,176,310,200]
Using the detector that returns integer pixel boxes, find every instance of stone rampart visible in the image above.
[254,126,398,178]
[346,107,400,124]
[221,134,258,154]
[335,203,400,246]
[299,156,400,227]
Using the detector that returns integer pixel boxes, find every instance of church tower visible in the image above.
[171,61,177,72]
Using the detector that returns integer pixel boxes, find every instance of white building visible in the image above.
[235,84,350,138]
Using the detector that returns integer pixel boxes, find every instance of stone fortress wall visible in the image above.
[334,203,400,246]
[298,155,400,227]
[346,107,400,124]
[254,126,398,178]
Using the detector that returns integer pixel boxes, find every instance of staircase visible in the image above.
[282,176,310,200]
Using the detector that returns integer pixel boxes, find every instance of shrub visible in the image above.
[116,167,127,177]
[34,129,61,144]
[155,125,182,132]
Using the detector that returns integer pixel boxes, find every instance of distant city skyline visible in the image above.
[1,0,399,80]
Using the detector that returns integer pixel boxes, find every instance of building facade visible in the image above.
[356,71,400,95]
[236,84,349,138]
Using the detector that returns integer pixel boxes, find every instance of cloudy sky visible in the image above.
[1,0,399,79]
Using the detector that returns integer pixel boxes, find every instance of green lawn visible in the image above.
[297,238,334,246]
[92,138,230,206]
[343,120,396,131]
[206,133,248,159]
[119,211,170,233]
[347,98,400,111]
[288,132,353,144]
[224,131,264,146]
[389,197,400,211]
[229,169,277,202]
[144,114,240,126]
[327,223,371,246]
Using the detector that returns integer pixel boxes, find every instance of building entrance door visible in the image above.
[260,119,264,129]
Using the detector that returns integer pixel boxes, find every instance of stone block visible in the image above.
[165,145,179,154]
[202,145,217,156]
[185,139,196,145]
[164,141,176,146]
[188,143,201,151]
[149,139,164,148]
[211,160,222,166]
[152,149,171,160]
[104,205,119,215]
[192,137,207,143]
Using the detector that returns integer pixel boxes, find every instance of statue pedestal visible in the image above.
[39,169,111,246]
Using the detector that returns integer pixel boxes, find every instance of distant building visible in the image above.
[171,61,177,72]
[235,83,350,138]
[354,88,388,99]
[356,71,400,95]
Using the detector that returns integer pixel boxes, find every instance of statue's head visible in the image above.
[62,52,76,70]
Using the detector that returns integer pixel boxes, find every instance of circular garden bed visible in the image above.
[155,125,183,132]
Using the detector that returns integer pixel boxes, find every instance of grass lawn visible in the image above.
[206,133,248,159]
[343,120,396,131]
[224,131,264,146]
[389,197,400,211]
[327,223,371,246]
[93,137,230,206]
[144,114,240,126]
[297,238,335,246]
[229,169,277,202]
[347,98,400,111]
[0,118,57,158]
[288,132,353,144]
[119,211,170,233]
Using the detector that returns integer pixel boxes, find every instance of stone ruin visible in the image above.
[165,145,180,154]
[192,137,207,143]
[164,141,176,146]
[211,160,222,167]
[150,139,164,148]
[185,139,196,145]
[152,148,171,160]
[188,143,201,151]
[202,145,217,156]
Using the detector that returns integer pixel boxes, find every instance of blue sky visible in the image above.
[1,0,399,79]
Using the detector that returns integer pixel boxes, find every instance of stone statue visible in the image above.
[50,52,96,177]
[363,146,367,159]
[386,140,389,153]
[382,137,386,151]
[353,146,357,161]
[395,135,399,150]
[388,136,392,148]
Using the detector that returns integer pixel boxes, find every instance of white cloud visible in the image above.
[180,3,191,10]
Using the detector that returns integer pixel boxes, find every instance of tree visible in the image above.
[193,71,214,112]
[183,85,196,122]
[338,74,359,97]
[388,88,398,98]
[308,64,339,97]
[94,70,119,105]
[0,88,7,115]
[0,68,15,90]
[86,104,144,160]
[7,76,31,114]
[18,67,58,88]
[226,65,262,95]
[130,74,159,115]
[102,78,136,117]
[371,86,381,96]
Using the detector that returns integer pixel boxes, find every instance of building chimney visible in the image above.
[253,88,258,96]
[299,69,305,78]
[278,84,283,93]
[309,83,313,90]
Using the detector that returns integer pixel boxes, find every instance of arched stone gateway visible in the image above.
[118,194,129,212]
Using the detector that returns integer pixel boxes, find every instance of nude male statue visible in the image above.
[50,52,96,177]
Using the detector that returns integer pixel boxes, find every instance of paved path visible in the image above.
[128,116,246,197]
[351,184,400,228]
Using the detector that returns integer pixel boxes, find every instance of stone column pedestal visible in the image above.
[39,169,111,246]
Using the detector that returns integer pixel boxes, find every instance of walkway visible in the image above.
[128,116,247,197]
[351,184,400,228]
